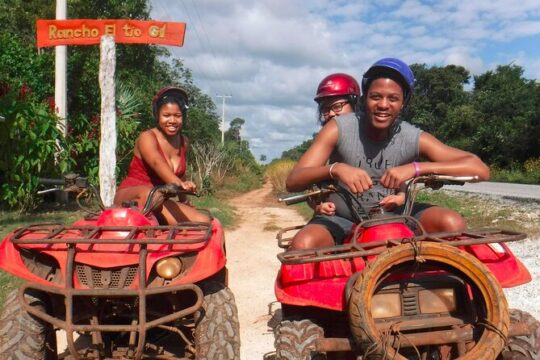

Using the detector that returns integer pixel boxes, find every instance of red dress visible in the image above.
[118,131,186,189]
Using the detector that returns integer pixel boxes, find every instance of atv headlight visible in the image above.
[372,293,401,318]
[156,257,183,280]
[418,288,456,314]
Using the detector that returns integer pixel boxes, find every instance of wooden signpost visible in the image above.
[37,19,186,206]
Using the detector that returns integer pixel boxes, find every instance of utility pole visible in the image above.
[216,94,232,145]
[55,0,67,137]
[55,0,68,203]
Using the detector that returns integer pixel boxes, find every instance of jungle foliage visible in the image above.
[0,0,261,211]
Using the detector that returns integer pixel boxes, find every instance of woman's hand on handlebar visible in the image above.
[379,192,406,211]
[315,201,336,216]
[178,180,197,193]
[332,163,372,194]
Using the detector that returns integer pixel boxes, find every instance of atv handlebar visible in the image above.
[37,178,65,186]
[36,173,200,217]
[402,175,477,216]
[37,174,90,195]
[278,186,337,205]
[412,175,478,188]
[278,175,479,219]
[141,184,199,215]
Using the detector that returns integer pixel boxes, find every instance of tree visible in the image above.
[281,134,317,161]
[407,64,470,141]
[470,64,538,166]
[260,154,267,162]
[224,117,245,143]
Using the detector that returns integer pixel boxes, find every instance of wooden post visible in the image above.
[98,35,117,207]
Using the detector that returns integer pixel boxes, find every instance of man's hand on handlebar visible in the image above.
[331,163,373,194]
[380,164,416,189]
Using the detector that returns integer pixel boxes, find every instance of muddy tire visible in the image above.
[349,242,509,360]
[195,281,240,360]
[498,309,540,359]
[275,319,326,360]
[0,289,56,360]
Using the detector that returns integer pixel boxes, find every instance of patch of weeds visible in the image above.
[193,195,236,228]
[263,214,281,232]
[424,191,540,236]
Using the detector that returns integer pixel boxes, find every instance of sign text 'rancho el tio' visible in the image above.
[37,19,186,48]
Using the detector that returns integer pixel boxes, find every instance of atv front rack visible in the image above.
[11,222,212,245]
[277,228,526,265]
[11,222,213,360]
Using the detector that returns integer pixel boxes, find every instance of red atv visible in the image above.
[274,175,539,360]
[0,174,240,359]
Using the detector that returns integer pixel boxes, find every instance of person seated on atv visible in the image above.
[286,58,490,250]
[311,73,406,217]
[114,86,210,225]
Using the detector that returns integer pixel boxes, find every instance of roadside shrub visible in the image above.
[219,165,263,195]
[265,159,296,194]
[0,88,69,211]
[66,85,143,185]
[523,158,540,184]
[524,158,540,175]
[490,159,540,184]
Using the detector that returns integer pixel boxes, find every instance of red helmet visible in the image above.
[314,73,360,103]
[152,86,189,121]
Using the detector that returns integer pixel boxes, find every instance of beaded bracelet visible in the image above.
[413,161,421,177]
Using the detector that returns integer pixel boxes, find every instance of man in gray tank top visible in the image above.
[286,58,490,250]
[327,112,420,222]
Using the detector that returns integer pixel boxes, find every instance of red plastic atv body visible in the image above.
[275,221,531,312]
[0,206,230,358]
[0,208,226,288]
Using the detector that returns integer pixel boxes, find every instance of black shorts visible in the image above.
[308,203,433,245]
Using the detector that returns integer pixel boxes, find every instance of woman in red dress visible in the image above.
[114,87,210,224]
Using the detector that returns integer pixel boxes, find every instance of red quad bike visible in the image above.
[274,175,540,360]
[0,174,240,359]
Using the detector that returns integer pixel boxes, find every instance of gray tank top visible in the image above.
[328,112,421,221]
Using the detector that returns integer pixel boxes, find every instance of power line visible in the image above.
[180,0,233,96]
[190,0,234,96]
[151,1,209,87]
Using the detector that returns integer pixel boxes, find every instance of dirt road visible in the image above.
[226,182,304,360]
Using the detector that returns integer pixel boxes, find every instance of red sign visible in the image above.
[37,19,186,48]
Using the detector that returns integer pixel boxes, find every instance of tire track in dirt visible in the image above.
[225,182,304,359]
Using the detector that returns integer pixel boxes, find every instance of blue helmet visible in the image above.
[361,58,416,104]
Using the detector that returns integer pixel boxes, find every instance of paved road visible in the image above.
[444,181,540,201]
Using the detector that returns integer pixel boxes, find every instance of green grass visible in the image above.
[418,190,540,236]
[0,271,23,307]
[218,172,263,195]
[0,205,86,239]
[490,161,540,185]
[193,195,236,228]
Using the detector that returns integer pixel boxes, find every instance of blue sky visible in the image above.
[150,0,540,162]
